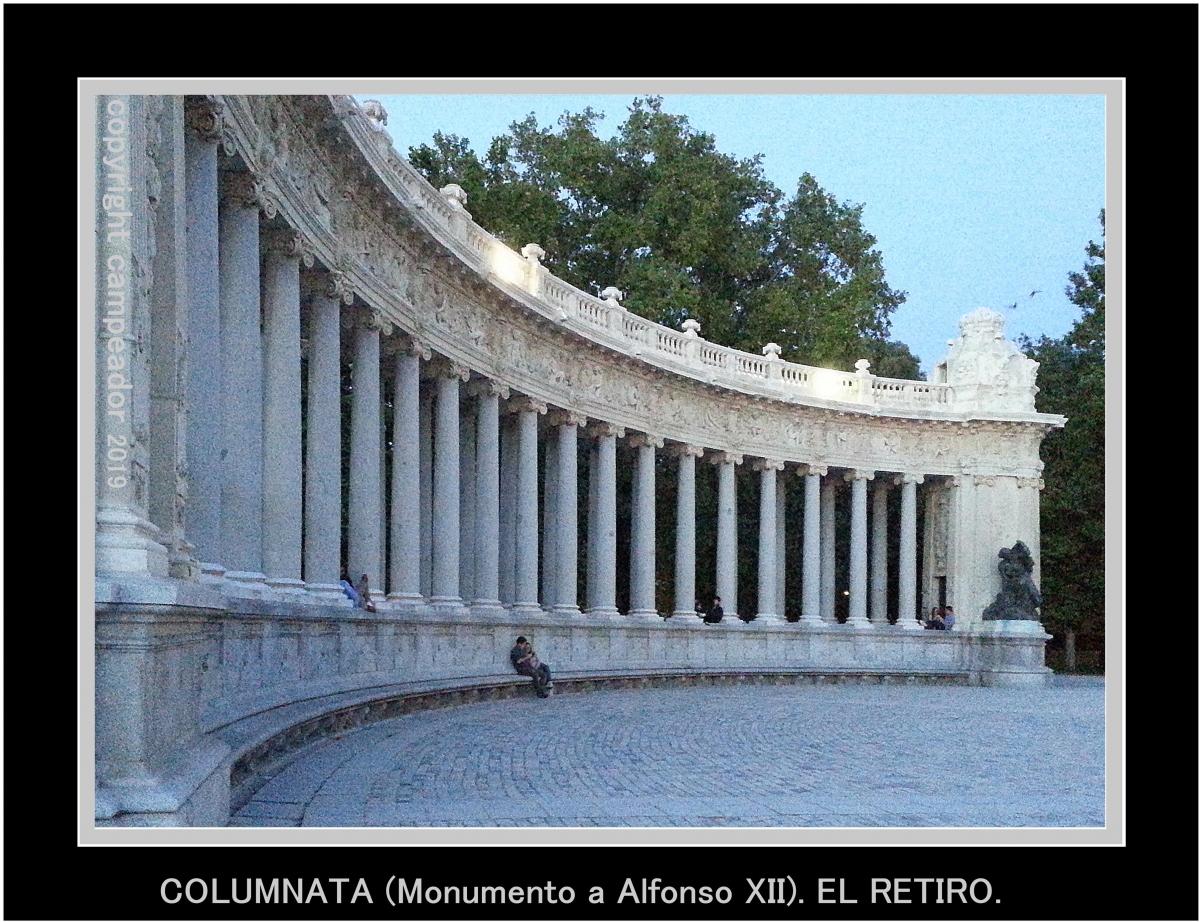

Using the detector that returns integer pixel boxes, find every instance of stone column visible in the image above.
[670,444,704,617]
[261,231,310,592]
[713,452,742,619]
[431,360,469,609]
[459,390,477,604]
[469,379,507,608]
[418,388,433,597]
[498,411,517,604]
[511,396,547,615]
[541,432,559,609]
[628,433,663,619]
[754,460,785,621]
[96,95,169,579]
[348,310,386,599]
[870,478,891,623]
[776,470,787,620]
[820,473,836,622]
[897,473,925,628]
[799,465,826,623]
[388,338,428,603]
[550,411,587,613]
[302,283,344,598]
[587,441,599,608]
[146,95,197,580]
[587,424,622,617]
[845,469,874,624]
[180,97,222,577]
[218,171,267,587]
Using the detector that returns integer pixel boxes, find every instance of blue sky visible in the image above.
[366,92,1105,376]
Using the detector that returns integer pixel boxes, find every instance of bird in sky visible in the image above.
[1006,302,1018,311]
[1029,289,1043,297]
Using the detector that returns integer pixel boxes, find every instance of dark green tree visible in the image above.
[409,97,918,377]
[1021,211,1105,671]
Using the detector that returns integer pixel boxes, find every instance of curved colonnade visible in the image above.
[94,95,1063,826]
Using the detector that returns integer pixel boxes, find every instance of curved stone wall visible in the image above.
[93,94,1063,827]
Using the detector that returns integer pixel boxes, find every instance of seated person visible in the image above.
[354,573,377,613]
[340,572,360,605]
[704,596,724,624]
[943,606,956,630]
[510,636,553,698]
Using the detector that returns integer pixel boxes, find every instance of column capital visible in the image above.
[466,377,509,400]
[219,170,278,219]
[665,442,706,459]
[185,96,225,142]
[401,332,433,361]
[343,306,391,336]
[426,356,470,382]
[752,458,786,472]
[260,228,315,267]
[708,451,743,466]
[845,469,875,482]
[894,472,926,486]
[546,409,587,428]
[626,432,664,450]
[506,394,548,415]
[585,421,625,440]
[325,269,356,306]
[798,463,828,477]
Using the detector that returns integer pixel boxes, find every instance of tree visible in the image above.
[409,97,919,377]
[1021,211,1105,671]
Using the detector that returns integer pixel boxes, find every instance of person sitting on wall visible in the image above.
[510,636,553,698]
[695,599,706,620]
[943,606,956,630]
[925,609,946,630]
[340,571,360,606]
[354,573,378,613]
[704,596,724,624]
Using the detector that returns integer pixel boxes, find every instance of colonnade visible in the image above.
[149,98,945,628]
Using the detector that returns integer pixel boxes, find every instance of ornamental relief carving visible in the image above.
[226,94,1049,478]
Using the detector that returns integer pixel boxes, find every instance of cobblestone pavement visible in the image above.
[230,682,1104,828]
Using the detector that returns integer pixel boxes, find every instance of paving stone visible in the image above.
[233,684,1104,828]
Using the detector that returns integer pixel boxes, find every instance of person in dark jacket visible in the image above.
[510,636,553,698]
[704,597,724,624]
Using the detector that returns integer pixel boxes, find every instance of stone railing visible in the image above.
[330,96,1014,421]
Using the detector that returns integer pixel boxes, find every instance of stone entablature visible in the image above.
[212,95,1061,483]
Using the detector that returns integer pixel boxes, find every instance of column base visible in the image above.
[845,615,872,627]
[306,582,351,602]
[672,610,704,621]
[900,618,927,631]
[223,572,271,600]
[429,597,467,617]
[756,612,788,624]
[95,507,170,579]
[795,615,825,628]
[265,577,307,594]
[387,591,426,603]
[199,563,227,583]
[586,606,625,623]
[552,604,581,615]
[509,603,545,618]
[627,609,661,621]
[470,601,509,619]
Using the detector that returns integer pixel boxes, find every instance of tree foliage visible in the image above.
[1021,211,1105,664]
[409,97,920,378]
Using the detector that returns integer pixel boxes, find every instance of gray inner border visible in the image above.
[78,77,1122,847]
